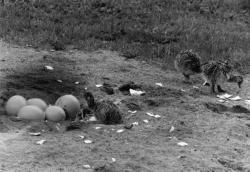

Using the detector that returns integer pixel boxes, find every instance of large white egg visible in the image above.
[45,106,66,122]
[26,98,47,111]
[17,105,45,121]
[5,95,26,116]
[55,95,80,120]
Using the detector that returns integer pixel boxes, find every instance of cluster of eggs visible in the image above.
[5,95,80,122]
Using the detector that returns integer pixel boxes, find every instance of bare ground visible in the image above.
[0,40,250,172]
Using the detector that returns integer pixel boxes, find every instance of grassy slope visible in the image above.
[0,0,249,72]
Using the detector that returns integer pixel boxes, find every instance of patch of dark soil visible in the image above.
[217,158,245,171]
[230,105,250,114]
[118,81,141,95]
[100,83,115,95]
[93,163,118,172]
[143,99,162,107]
[5,66,86,103]
[142,98,176,107]
[66,121,84,131]
[204,102,229,113]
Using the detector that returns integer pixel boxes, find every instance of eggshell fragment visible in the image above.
[18,105,45,121]
[5,95,26,116]
[45,106,66,122]
[26,98,47,111]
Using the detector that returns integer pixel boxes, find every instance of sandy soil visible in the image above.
[0,40,250,172]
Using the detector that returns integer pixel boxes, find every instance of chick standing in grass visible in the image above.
[84,92,123,125]
[201,60,234,94]
[174,49,202,83]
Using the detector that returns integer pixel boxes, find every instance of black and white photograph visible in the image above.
[0,0,249,171]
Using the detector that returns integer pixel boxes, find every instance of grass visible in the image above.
[0,0,249,73]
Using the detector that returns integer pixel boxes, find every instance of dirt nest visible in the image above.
[0,42,250,171]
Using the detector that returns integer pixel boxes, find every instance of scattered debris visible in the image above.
[95,127,101,130]
[143,119,149,123]
[96,84,103,88]
[84,139,93,144]
[83,165,91,169]
[36,140,46,145]
[245,100,250,105]
[229,96,242,101]
[129,89,145,96]
[44,65,54,71]
[116,129,124,133]
[169,126,175,133]
[154,114,161,118]
[155,83,163,87]
[132,122,139,125]
[29,132,41,136]
[146,112,155,117]
[128,110,137,114]
[193,86,199,89]
[146,112,161,118]
[177,142,188,146]
[78,135,85,139]
[217,93,233,99]
[218,99,226,103]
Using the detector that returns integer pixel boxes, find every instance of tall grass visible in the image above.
[0,0,249,72]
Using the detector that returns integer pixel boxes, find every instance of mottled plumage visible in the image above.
[175,49,202,81]
[84,92,123,125]
[227,75,243,88]
[202,60,232,94]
